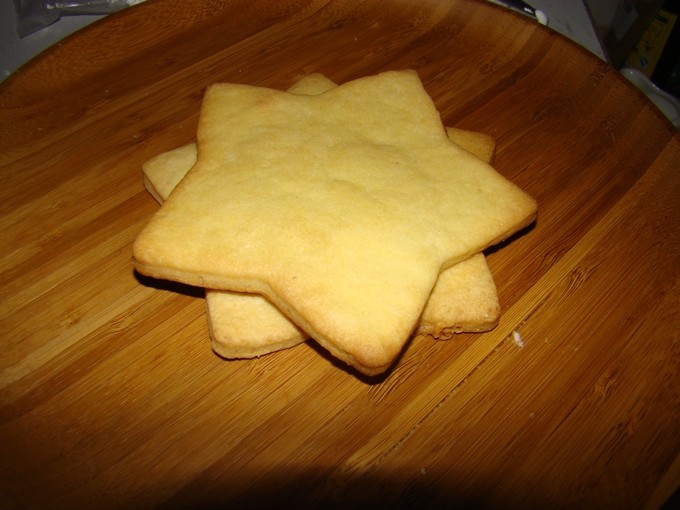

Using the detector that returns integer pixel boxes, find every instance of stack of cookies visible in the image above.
[133,70,536,376]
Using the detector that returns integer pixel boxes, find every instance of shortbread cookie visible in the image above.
[133,70,537,375]
[142,77,499,357]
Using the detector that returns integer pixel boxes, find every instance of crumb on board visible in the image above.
[512,330,525,348]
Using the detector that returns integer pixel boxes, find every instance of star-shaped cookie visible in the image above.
[133,70,536,375]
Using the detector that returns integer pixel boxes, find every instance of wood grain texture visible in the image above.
[1,0,678,508]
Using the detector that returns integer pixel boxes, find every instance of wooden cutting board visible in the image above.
[1,0,678,508]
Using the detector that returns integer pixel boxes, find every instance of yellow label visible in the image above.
[625,9,678,77]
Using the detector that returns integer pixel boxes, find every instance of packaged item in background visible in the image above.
[625,6,678,77]
[13,0,144,38]
[651,1,680,97]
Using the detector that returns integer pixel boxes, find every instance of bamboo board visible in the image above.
[1,1,679,508]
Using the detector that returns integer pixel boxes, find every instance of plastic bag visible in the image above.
[13,0,145,38]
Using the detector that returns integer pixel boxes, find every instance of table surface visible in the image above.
[1,1,679,508]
